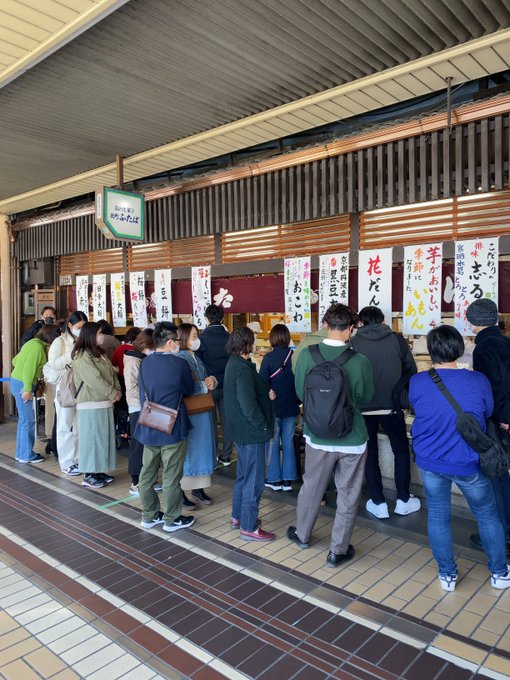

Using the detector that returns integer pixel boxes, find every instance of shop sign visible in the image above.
[110,273,126,327]
[358,248,393,323]
[284,257,311,333]
[92,274,107,321]
[191,266,211,330]
[59,274,73,286]
[96,187,144,241]
[454,238,498,335]
[154,269,173,321]
[403,244,442,334]
[76,275,89,315]
[129,271,148,327]
[318,253,349,322]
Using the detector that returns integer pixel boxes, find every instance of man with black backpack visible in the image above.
[351,306,420,520]
[288,304,374,567]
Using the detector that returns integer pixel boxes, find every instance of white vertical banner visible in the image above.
[358,248,393,323]
[403,244,443,335]
[76,275,89,316]
[318,253,349,322]
[284,257,312,333]
[191,266,211,330]
[92,274,107,322]
[455,238,499,335]
[129,271,148,328]
[154,269,173,321]
[110,273,126,328]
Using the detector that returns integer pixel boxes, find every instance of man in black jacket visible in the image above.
[20,306,57,346]
[351,306,420,519]
[466,298,510,552]
[196,304,233,466]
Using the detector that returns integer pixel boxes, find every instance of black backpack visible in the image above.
[303,344,356,439]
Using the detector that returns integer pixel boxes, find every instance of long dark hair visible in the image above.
[71,322,104,359]
[61,310,88,337]
[177,323,198,350]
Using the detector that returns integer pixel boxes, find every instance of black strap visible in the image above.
[309,343,356,367]
[428,368,465,417]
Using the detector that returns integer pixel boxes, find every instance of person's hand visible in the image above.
[22,391,33,403]
[269,389,276,401]
[499,423,510,431]
[204,376,216,391]
[113,391,122,402]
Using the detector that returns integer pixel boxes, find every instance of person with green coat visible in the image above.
[11,324,60,463]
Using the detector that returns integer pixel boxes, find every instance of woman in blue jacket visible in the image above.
[260,324,300,491]
[409,325,509,592]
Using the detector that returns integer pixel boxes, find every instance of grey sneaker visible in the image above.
[82,474,105,488]
[140,511,164,529]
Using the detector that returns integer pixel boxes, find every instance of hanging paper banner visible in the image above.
[129,271,148,328]
[154,269,173,321]
[76,275,89,316]
[191,266,211,330]
[455,238,498,336]
[318,253,349,323]
[284,257,312,333]
[403,243,443,335]
[358,248,393,323]
[110,273,126,328]
[92,274,107,322]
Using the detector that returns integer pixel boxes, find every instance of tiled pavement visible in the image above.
[0,420,509,679]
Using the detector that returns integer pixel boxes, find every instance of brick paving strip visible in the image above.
[0,466,505,680]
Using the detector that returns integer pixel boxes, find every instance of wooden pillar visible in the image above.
[0,214,11,417]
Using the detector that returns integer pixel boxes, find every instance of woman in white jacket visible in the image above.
[45,311,87,475]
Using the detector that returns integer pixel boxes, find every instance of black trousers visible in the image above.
[128,411,143,484]
[363,412,411,504]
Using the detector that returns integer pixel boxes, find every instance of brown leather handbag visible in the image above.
[138,364,180,434]
[183,391,215,415]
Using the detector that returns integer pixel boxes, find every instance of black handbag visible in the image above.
[137,364,180,434]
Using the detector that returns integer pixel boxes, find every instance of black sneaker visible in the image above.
[29,454,45,464]
[217,457,231,467]
[287,526,310,549]
[98,473,114,484]
[163,515,195,532]
[182,493,197,510]
[281,480,293,491]
[192,488,213,505]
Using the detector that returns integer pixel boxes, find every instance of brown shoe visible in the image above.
[240,527,275,542]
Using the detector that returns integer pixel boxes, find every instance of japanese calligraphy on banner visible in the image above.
[358,248,393,323]
[284,257,312,333]
[319,253,349,322]
[129,271,148,328]
[76,275,89,315]
[92,274,107,322]
[154,269,173,321]
[191,266,211,330]
[403,244,443,335]
[110,273,126,328]
[455,238,498,335]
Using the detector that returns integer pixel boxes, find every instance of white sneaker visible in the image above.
[366,499,389,519]
[394,495,421,516]
[439,573,457,592]
[491,567,510,589]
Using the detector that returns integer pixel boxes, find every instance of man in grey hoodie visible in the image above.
[351,306,420,519]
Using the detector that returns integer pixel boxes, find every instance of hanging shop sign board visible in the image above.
[358,248,393,323]
[95,187,144,241]
[403,243,443,335]
[318,253,349,323]
[76,275,89,315]
[455,238,498,336]
[154,269,173,322]
[92,274,107,321]
[191,266,211,330]
[129,271,148,328]
[284,257,312,333]
[110,273,126,328]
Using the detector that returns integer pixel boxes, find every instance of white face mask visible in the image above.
[71,328,81,338]
[189,338,201,352]
[169,344,180,355]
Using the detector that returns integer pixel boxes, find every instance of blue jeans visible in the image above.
[266,416,297,482]
[420,468,507,576]
[490,467,510,539]
[232,442,265,532]
[11,378,37,462]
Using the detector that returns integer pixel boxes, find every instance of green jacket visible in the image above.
[294,342,374,447]
[292,327,328,371]
[223,355,274,444]
[12,338,48,392]
[73,351,120,403]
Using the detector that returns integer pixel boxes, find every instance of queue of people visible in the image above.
[10,299,510,592]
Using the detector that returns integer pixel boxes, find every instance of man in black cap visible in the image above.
[466,298,510,552]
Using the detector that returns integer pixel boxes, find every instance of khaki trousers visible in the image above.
[139,439,187,524]
[296,443,367,555]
